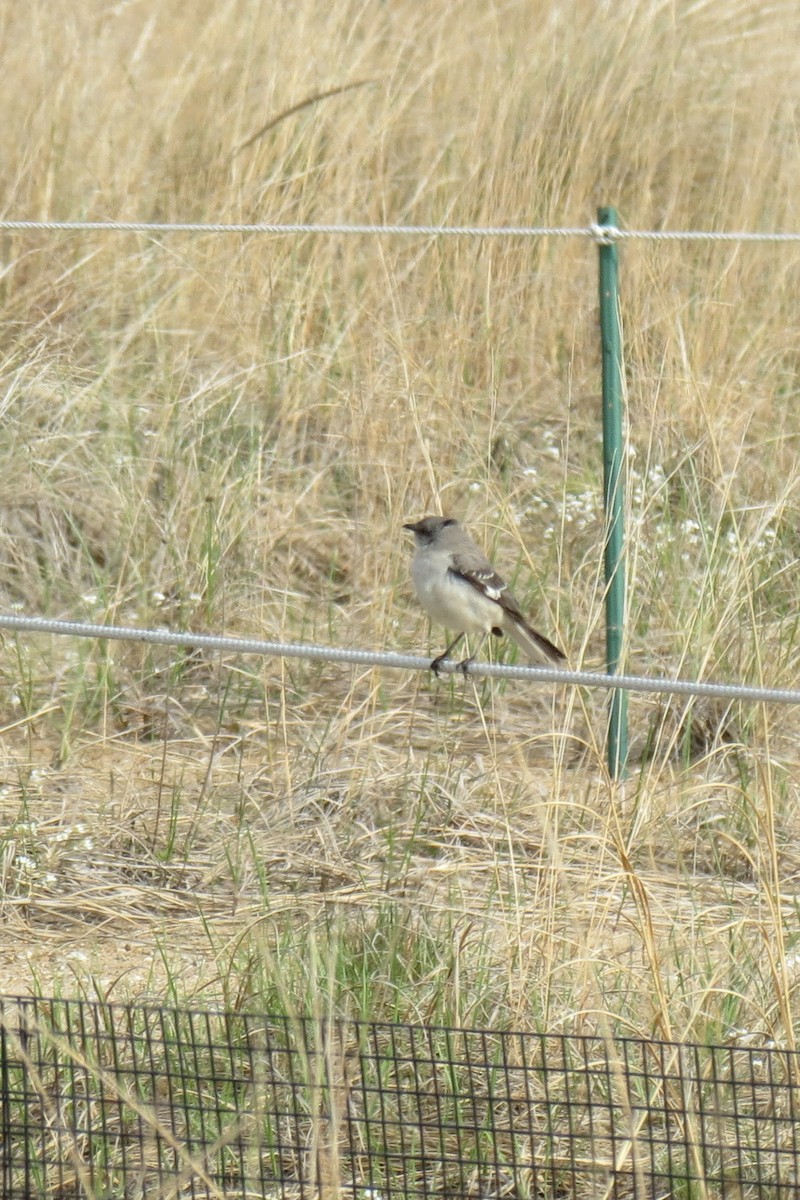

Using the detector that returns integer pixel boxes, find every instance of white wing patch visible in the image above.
[452,564,508,603]
[472,571,505,601]
[451,556,528,624]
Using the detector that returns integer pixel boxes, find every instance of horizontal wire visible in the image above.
[0,218,799,241]
[606,228,800,243]
[2,613,799,706]
[0,220,589,237]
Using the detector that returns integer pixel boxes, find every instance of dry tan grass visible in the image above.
[1,0,800,1058]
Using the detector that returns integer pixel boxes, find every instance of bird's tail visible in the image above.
[506,616,566,664]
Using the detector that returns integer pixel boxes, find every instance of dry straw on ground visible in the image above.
[1,0,799,1057]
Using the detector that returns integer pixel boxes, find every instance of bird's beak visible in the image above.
[403,521,418,533]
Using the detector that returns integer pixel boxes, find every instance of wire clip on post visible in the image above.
[590,220,622,246]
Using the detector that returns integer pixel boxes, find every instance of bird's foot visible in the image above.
[430,654,474,677]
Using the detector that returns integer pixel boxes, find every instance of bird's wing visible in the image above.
[450,551,566,662]
[449,554,525,621]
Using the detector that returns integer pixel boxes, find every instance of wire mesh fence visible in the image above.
[2,996,799,1198]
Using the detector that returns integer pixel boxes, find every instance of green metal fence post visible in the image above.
[597,206,629,778]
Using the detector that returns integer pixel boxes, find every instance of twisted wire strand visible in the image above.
[1,614,798,706]
[1,218,799,241]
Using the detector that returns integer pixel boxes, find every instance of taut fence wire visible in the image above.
[2,612,800,707]
[2,994,799,1199]
[2,217,800,241]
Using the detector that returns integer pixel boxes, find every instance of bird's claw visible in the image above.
[429,655,475,677]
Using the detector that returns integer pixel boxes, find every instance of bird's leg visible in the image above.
[457,633,487,674]
[430,633,465,675]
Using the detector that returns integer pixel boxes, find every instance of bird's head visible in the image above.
[403,516,458,545]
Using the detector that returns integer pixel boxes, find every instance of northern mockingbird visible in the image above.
[404,515,566,673]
